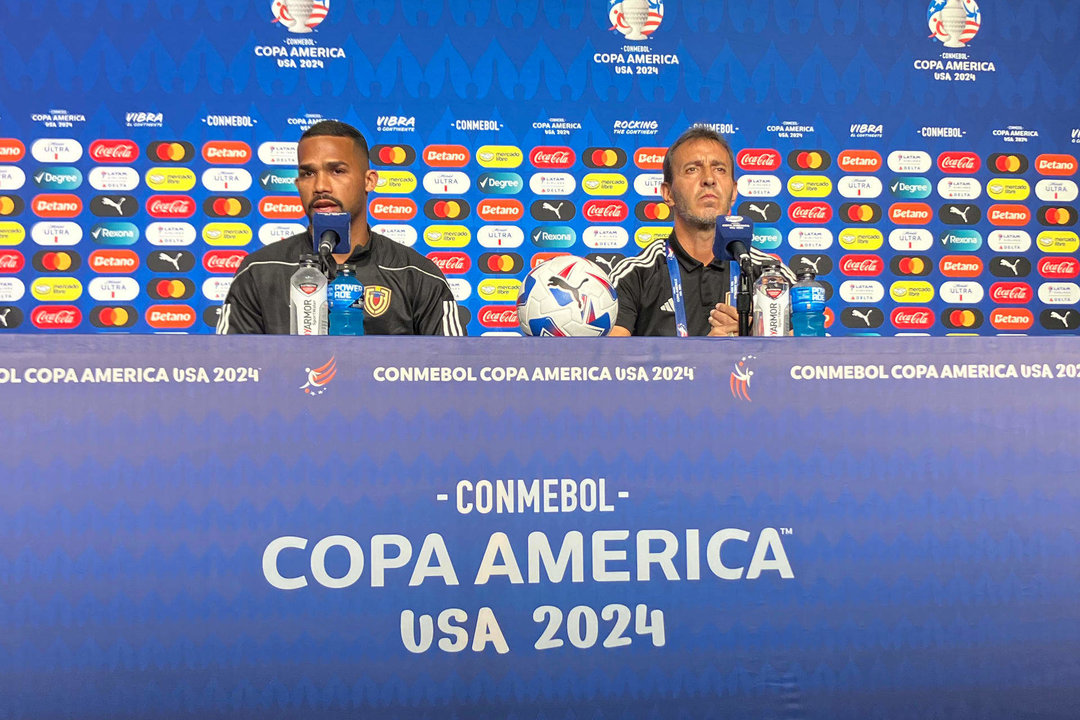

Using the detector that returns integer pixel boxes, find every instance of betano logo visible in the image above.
[272,0,329,33]
[423,145,470,168]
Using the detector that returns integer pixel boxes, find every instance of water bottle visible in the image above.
[289,253,327,335]
[752,262,791,337]
[791,270,827,337]
[328,264,365,336]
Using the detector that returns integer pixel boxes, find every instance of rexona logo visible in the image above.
[33,194,82,218]
[371,145,416,166]
[202,141,253,164]
[477,305,519,329]
[837,150,882,173]
[31,305,81,330]
[987,204,1031,226]
[89,140,139,163]
[788,202,832,224]
[89,249,139,273]
[1035,154,1077,177]
[146,195,196,218]
[259,196,304,219]
[634,147,666,170]
[1038,257,1079,279]
[147,141,195,163]
[889,202,932,224]
[937,152,981,174]
[369,197,417,221]
[0,139,26,162]
[583,200,629,223]
[476,198,523,222]
[939,255,983,277]
[890,307,934,331]
[530,225,576,248]
[737,149,781,172]
[478,252,523,274]
[583,148,627,169]
[145,304,196,329]
[839,254,883,277]
[423,145,470,168]
[427,252,471,275]
[990,308,1033,331]
[203,250,247,274]
[530,147,576,169]
[989,282,1033,304]
[988,153,1028,174]
[424,198,472,220]
[788,150,831,170]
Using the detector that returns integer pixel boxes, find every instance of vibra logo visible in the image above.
[608,0,664,40]
[271,0,329,33]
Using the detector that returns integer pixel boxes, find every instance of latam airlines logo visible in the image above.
[609,0,663,40]
[272,0,329,33]
[928,0,980,48]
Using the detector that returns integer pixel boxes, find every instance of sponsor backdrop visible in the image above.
[0,1,1078,335]
[3,336,1079,718]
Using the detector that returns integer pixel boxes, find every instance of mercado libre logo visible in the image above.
[608,0,663,40]
[271,0,329,33]
[730,355,756,403]
[927,0,980,48]
[300,356,337,396]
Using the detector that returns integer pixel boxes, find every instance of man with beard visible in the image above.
[217,120,464,335]
[608,126,793,337]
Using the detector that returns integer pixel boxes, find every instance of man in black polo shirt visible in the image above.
[609,127,792,337]
[217,120,464,335]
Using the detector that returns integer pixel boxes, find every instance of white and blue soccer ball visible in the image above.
[516,255,619,337]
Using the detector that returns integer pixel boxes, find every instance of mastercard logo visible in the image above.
[635,201,672,221]
[148,277,194,300]
[787,150,831,171]
[987,153,1028,174]
[583,147,627,169]
[32,250,81,272]
[942,307,983,329]
[90,305,137,328]
[147,141,195,163]
[371,144,416,166]
[0,195,24,216]
[479,252,523,274]
[1038,206,1077,226]
[839,203,881,223]
[424,198,472,220]
[890,255,932,276]
[203,196,252,218]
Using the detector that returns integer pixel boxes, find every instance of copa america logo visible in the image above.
[609,0,664,40]
[271,0,329,33]
[928,0,981,48]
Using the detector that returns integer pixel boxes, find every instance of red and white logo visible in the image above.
[839,254,883,276]
[89,139,139,163]
[203,250,247,274]
[33,194,82,218]
[478,305,519,328]
[202,141,253,164]
[146,195,196,218]
[145,304,196,329]
[1035,154,1078,177]
[987,204,1032,226]
[889,202,932,224]
[583,199,629,223]
[476,198,524,222]
[837,150,882,173]
[0,139,26,161]
[530,146,575,169]
[633,147,666,170]
[989,282,1033,304]
[939,256,983,278]
[31,305,81,329]
[1038,257,1080,279]
[990,308,1033,331]
[427,251,470,275]
[737,148,781,172]
[937,152,981,174]
[89,249,139,273]
[0,249,24,273]
[890,307,934,330]
[369,197,417,221]
[788,201,832,223]
[259,196,305,219]
[423,145,470,167]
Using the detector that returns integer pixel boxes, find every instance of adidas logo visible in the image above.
[660,298,674,313]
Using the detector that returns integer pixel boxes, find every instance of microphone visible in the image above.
[713,215,754,270]
[312,211,351,256]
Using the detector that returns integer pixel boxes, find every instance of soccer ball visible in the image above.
[517,256,619,336]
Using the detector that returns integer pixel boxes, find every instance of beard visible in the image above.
[672,194,723,230]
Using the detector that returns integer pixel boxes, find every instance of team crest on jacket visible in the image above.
[364,285,391,317]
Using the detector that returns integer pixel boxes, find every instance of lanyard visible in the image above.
[664,239,689,337]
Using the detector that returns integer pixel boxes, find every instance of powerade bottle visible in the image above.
[289,254,327,335]
[328,265,365,335]
[752,262,791,337]
[791,270,827,337]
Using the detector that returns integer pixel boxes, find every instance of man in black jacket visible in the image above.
[217,120,464,335]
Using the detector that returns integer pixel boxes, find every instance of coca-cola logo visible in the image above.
[1038,257,1080,279]
[990,308,1034,330]
[202,250,247,273]
[0,250,24,273]
[530,146,576,169]
[737,148,781,172]
[839,255,883,276]
[426,252,471,274]
[89,140,139,163]
[31,305,82,329]
[583,200,629,222]
[146,195,195,218]
[989,282,1033,304]
[890,307,935,330]
[788,202,832,223]
[937,152,981,174]
[478,305,519,328]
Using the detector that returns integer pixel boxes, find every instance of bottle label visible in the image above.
[330,280,364,310]
[290,285,327,335]
[791,285,826,312]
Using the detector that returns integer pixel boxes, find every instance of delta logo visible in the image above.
[1038,257,1080,279]
[477,304,519,329]
[988,153,1028,174]
[0,139,26,162]
[583,199,628,223]
[90,305,137,328]
[987,204,1032,227]
[1038,206,1077,226]
[890,307,935,331]
[33,194,82,218]
[145,304,196,329]
[369,197,417,221]
[937,152,981,174]
[837,150,882,173]
[424,198,472,220]
[89,249,139,273]
[148,278,195,301]
[31,305,82,330]
[530,147,576,170]
[147,141,195,163]
[1035,154,1077,177]
[889,202,932,224]
[788,201,832,223]
[476,198,523,222]
[0,249,24,273]
[634,147,665,170]
[989,282,1033,304]
[259,196,305,219]
[202,141,253,165]
[787,150,831,171]
[89,139,139,163]
[839,254,883,277]
[423,145,470,168]
[478,252,523,275]
[939,255,983,277]
[990,308,1033,331]
[372,144,416,166]
[583,148,627,169]
[427,251,471,275]
[202,250,247,274]
[737,148,781,172]
[146,195,196,218]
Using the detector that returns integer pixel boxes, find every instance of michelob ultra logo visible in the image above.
[477,225,524,249]
[787,175,832,198]
[31,276,82,301]
[837,176,882,199]
[838,228,883,251]
[373,171,418,194]
[889,228,933,252]
[581,173,628,196]
[424,171,471,195]
[145,167,196,192]
[202,223,253,246]
[986,178,1030,201]
[32,167,82,190]
[890,280,934,303]
[477,278,521,302]
[34,139,83,163]
[89,222,139,246]
[634,226,672,248]
[1036,231,1079,253]
[475,145,523,168]
[1035,179,1078,203]
[423,225,471,248]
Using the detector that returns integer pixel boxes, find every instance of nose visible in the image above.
[312,169,332,194]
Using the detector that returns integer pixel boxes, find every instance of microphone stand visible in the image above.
[736,257,753,336]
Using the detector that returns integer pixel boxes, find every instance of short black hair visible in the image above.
[300,120,370,160]
[662,126,735,185]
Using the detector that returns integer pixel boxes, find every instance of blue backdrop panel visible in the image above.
[2,336,1079,718]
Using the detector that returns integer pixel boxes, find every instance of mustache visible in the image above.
[307,194,344,212]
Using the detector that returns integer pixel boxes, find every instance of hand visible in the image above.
[707,303,740,337]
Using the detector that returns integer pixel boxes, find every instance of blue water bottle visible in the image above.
[328,265,365,335]
[791,271,826,337]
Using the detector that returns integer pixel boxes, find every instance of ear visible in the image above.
[660,181,675,207]
[727,180,738,212]
[365,169,378,192]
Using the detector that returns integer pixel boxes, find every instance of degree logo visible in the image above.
[145,304,196,330]
[90,305,137,328]
[608,0,664,40]
[147,141,195,163]
[32,167,82,191]
[787,150,831,171]
[272,0,329,33]
[300,356,337,396]
[371,144,416,166]
[927,0,981,48]
[204,196,252,218]
[203,141,253,165]
[583,148,627,169]
[148,278,195,300]
[424,198,472,220]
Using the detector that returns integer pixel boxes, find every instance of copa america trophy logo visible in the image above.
[609,0,664,40]
[271,0,330,33]
[928,0,981,48]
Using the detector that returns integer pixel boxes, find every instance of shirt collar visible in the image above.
[668,231,726,272]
